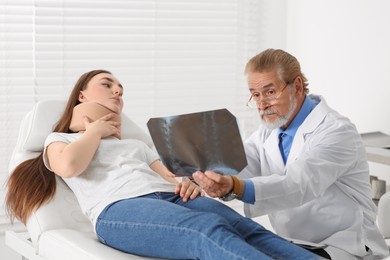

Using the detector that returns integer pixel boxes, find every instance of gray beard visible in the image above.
[259,96,297,130]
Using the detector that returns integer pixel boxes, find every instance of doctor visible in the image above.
[193,49,389,259]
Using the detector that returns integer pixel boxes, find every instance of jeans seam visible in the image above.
[96,233,106,244]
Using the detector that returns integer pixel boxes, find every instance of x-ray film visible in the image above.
[147,109,247,176]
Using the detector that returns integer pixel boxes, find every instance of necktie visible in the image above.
[279,132,288,164]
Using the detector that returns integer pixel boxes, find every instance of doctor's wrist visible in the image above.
[220,176,245,201]
[232,176,245,200]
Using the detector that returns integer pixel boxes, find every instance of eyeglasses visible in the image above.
[246,83,289,108]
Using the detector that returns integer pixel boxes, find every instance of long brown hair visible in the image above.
[6,69,112,224]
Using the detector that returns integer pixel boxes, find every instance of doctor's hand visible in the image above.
[192,171,233,198]
[175,177,205,202]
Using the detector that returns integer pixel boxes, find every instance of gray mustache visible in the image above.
[260,109,278,116]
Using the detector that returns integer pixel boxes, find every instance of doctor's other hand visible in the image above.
[192,171,233,198]
[175,178,205,203]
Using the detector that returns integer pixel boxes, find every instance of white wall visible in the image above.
[286,0,390,135]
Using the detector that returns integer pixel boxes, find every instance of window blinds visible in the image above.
[0,0,264,227]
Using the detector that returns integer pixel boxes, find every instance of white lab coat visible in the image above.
[240,95,388,259]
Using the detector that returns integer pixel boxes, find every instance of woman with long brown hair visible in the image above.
[6,69,111,224]
[6,69,317,260]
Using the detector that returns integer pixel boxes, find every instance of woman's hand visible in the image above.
[175,177,205,202]
[149,160,204,201]
[84,113,121,139]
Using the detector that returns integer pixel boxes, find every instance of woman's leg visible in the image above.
[96,194,272,260]
[173,194,317,260]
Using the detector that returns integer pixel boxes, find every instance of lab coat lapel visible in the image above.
[264,129,285,171]
[286,95,329,165]
[286,131,305,165]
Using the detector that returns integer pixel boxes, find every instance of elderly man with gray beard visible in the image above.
[193,49,389,260]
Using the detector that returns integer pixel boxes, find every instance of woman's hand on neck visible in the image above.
[69,102,122,139]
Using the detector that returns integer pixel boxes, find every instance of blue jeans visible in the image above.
[96,192,317,260]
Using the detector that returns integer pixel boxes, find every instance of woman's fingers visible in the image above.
[177,179,204,202]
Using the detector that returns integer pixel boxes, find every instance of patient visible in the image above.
[6,69,318,259]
